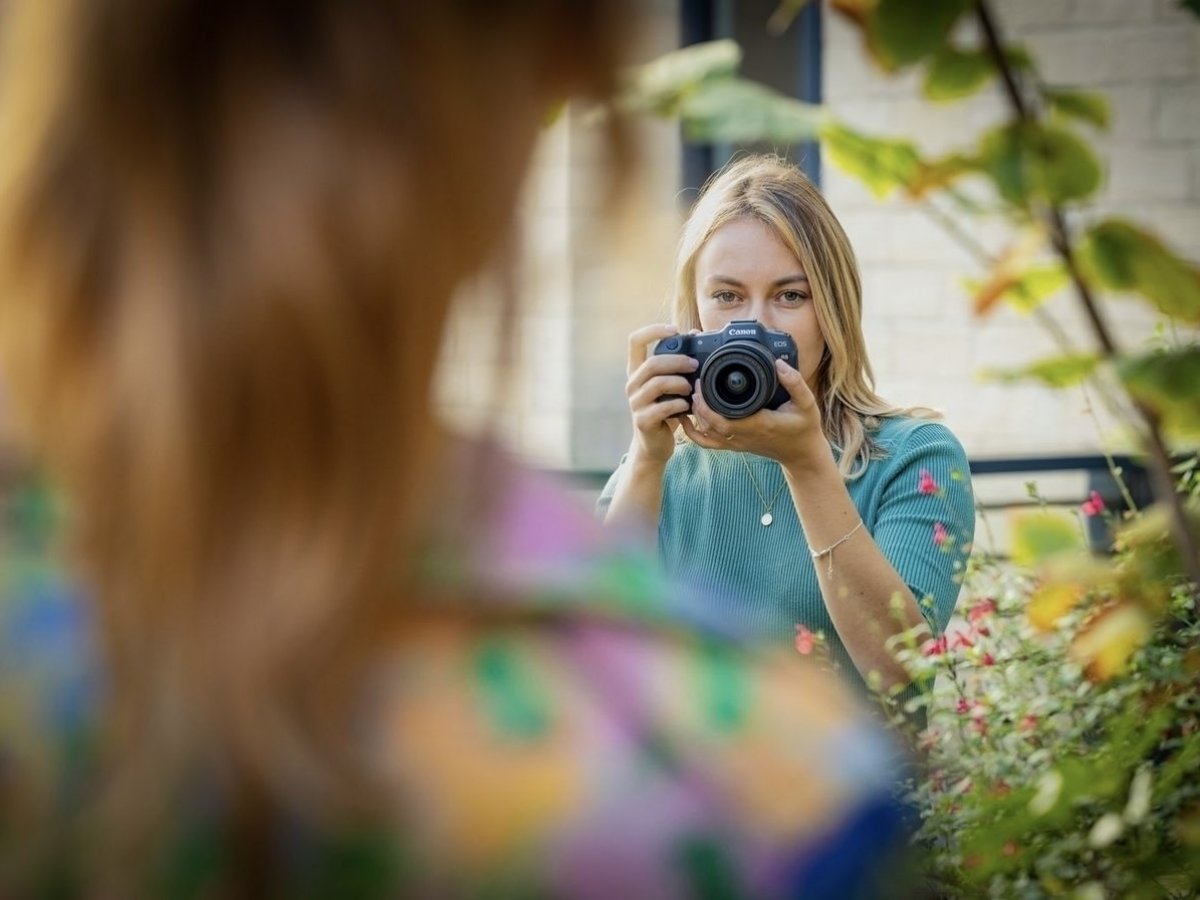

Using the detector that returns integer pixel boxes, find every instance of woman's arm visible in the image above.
[686,359,964,693]
[601,323,696,537]
[780,447,927,692]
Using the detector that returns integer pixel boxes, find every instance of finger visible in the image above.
[629,374,694,410]
[627,323,679,376]
[774,357,814,405]
[690,386,732,434]
[633,397,690,433]
[680,415,732,449]
[625,353,698,393]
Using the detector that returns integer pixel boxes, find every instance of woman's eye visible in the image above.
[713,291,740,305]
[779,290,809,304]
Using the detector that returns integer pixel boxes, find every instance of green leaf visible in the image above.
[982,352,1101,388]
[679,79,825,144]
[1044,87,1111,131]
[1008,264,1070,313]
[978,122,1102,206]
[618,40,742,115]
[820,122,922,198]
[1010,509,1085,566]
[1119,346,1200,438]
[1078,220,1200,324]
[978,124,1027,205]
[870,0,972,69]
[1004,44,1035,72]
[1029,124,1103,203]
[923,46,994,102]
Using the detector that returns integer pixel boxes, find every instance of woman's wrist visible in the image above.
[780,432,838,485]
[626,443,671,477]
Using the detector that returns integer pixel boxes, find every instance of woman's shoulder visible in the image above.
[871,414,967,459]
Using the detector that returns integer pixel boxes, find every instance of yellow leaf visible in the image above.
[1028,582,1085,631]
[970,227,1048,317]
[1010,508,1085,566]
[1069,602,1153,681]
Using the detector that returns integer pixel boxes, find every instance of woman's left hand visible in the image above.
[680,358,829,470]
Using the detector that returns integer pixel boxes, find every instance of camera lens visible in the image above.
[720,367,751,397]
[699,344,777,419]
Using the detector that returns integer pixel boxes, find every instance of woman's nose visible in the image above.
[747,300,773,327]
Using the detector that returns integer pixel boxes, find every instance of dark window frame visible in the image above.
[679,0,823,203]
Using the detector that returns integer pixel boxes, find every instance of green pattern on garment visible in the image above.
[155,819,228,900]
[675,834,742,900]
[474,640,551,739]
[698,641,748,734]
[295,827,407,900]
[588,552,668,617]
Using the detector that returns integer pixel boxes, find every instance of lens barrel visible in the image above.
[698,343,777,419]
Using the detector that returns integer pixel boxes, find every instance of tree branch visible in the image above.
[975,0,1200,589]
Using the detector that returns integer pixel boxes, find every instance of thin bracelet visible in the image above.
[810,519,864,577]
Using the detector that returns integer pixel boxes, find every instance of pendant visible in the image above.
[761,512,774,527]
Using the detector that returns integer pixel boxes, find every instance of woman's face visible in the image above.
[693,216,827,392]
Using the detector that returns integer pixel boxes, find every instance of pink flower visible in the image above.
[956,697,972,714]
[794,624,815,656]
[967,598,996,623]
[1019,714,1039,732]
[921,635,948,657]
[951,630,974,651]
[933,522,949,547]
[918,468,939,495]
[1080,490,1106,517]
[981,652,996,667]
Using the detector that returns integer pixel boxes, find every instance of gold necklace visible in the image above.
[736,453,788,527]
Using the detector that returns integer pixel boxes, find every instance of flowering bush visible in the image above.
[886,517,1200,898]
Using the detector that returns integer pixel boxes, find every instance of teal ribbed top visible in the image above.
[601,416,976,693]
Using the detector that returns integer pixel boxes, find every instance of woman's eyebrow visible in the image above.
[704,274,809,287]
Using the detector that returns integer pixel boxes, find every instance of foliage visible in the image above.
[620,0,1200,895]
[889,541,1200,897]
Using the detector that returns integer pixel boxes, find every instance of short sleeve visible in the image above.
[594,454,627,520]
[869,423,975,634]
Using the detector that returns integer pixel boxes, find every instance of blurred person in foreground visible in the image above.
[0,1,916,896]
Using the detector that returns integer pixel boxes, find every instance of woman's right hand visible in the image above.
[624,323,698,464]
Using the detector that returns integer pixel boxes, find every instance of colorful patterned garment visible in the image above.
[1,461,917,898]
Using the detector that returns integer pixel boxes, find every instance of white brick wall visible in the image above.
[823,0,1200,462]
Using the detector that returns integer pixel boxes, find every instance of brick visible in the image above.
[992,0,1074,32]
[1065,0,1156,25]
[1106,145,1193,201]
[1156,85,1200,140]
[1025,26,1194,84]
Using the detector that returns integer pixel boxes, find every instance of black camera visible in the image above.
[653,319,798,419]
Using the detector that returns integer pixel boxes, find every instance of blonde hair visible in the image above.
[671,154,936,477]
[0,0,630,874]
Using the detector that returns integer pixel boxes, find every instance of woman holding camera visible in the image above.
[602,154,975,698]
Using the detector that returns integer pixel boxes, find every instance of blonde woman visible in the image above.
[603,155,976,697]
[0,3,918,898]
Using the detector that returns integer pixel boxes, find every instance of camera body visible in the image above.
[653,319,798,419]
